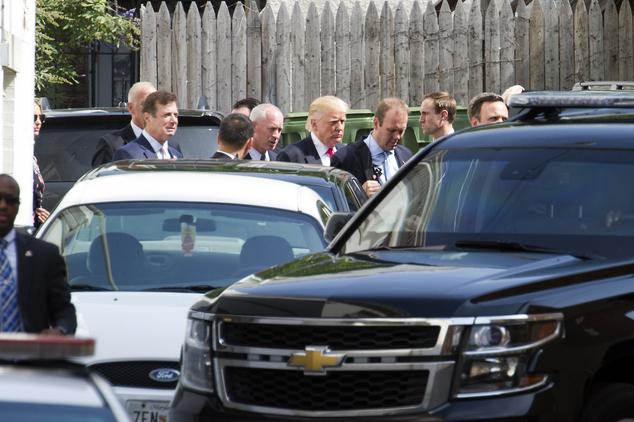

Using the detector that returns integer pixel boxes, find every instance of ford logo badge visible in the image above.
[149,368,181,382]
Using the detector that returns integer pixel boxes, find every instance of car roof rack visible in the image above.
[507,90,634,109]
[572,81,634,91]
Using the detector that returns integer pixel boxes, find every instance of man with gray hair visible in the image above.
[247,103,283,161]
[277,96,349,165]
[92,82,181,167]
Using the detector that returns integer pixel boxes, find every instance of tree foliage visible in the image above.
[35,0,140,96]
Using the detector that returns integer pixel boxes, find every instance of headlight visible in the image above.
[180,318,214,393]
[453,314,562,398]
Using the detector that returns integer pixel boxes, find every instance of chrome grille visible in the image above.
[221,322,440,350]
[225,367,429,411]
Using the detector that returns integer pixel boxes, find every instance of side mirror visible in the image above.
[323,212,354,243]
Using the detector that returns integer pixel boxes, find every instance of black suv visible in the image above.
[171,90,634,422]
[35,108,222,210]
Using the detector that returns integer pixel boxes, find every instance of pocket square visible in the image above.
[25,250,32,257]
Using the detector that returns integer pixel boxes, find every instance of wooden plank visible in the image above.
[291,2,306,111]
[262,5,276,103]
[603,0,618,81]
[543,0,559,90]
[394,1,410,103]
[515,0,530,89]
[335,2,351,105]
[499,0,514,92]
[529,0,544,90]
[618,0,634,80]
[276,2,291,114]
[232,3,247,106]
[423,0,439,94]
[201,2,216,111]
[409,1,424,107]
[350,1,364,109]
[186,3,202,109]
[468,0,483,100]
[484,0,500,94]
[321,2,336,96]
[365,2,380,110]
[559,0,575,89]
[172,2,187,101]
[306,2,321,103]
[217,2,231,114]
[157,2,172,91]
[247,1,262,100]
[140,3,157,86]
[588,0,604,81]
[574,0,590,83]
[453,0,468,106]
[438,0,453,94]
[380,1,394,99]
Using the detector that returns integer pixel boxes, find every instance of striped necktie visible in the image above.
[0,240,19,332]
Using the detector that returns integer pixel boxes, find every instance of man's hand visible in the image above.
[40,327,66,336]
[35,207,50,224]
[501,85,525,104]
[362,180,381,197]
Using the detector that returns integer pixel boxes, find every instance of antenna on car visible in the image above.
[197,96,209,111]
[39,97,51,111]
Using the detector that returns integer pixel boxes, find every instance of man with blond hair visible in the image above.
[331,98,413,197]
[418,92,456,141]
[277,96,349,165]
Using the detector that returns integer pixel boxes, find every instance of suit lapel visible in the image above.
[137,136,158,159]
[14,233,33,311]
[303,137,321,164]
[395,148,407,168]
[122,124,137,144]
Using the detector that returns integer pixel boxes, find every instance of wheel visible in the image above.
[580,383,634,422]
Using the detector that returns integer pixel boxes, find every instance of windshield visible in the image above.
[41,202,326,291]
[0,402,116,422]
[342,148,634,259]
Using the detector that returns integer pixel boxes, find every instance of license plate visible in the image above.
[126,400,170,422]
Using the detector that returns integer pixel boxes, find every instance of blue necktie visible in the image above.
[0,240,18,332]
[383,151,393,181]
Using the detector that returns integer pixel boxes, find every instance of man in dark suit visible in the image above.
[277,96,349,165]
[112,91,183,161]
[246,104,283,161]
[331,98,413,198]
[211,113,254,160]
[0,174,76,334]
[91,83,182,167]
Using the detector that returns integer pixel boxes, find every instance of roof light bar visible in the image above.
[0,334,95,360]
[508,91,634,108]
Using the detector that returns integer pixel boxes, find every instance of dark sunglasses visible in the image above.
[0,194,19,206]
[34,114,46,123]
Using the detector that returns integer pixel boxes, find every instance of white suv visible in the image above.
[35,161,330,422]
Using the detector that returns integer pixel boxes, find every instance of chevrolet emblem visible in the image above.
[288,346,345,375]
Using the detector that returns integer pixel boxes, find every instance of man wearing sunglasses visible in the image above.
[0,175,76,334]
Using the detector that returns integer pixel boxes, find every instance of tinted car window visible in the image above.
[0,402,117,422]
[343,147,634,259]
[42,202,326,290]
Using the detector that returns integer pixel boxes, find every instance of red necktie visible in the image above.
[327,148,334,157]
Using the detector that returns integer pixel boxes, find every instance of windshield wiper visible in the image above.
[69,284,112,291]
[454,240,603,260]
[141,285,218,293]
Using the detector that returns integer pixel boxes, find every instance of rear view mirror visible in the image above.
[162,217,217,232]
[323,212,354,243]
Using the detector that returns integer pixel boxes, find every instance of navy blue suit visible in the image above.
[112,135,182,161]
[92,124,182,168]
[277,136,322,164]
[331,136,413,185]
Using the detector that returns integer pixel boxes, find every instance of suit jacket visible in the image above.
[245,150,278,161]
[93,124,182,167]
[276,136,322,164]
[112,135,183,161]
[16,232,76,334]
[331,136,413,185]
[211,151,235,160]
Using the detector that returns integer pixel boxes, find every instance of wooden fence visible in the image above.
[139,0,634,115]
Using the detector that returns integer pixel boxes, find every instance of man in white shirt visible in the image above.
[277,96,349,165]
[418,92,456,141]
[247,104,283,161]
[112,91,183,161]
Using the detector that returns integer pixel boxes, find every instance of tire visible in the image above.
[580,383,634,422]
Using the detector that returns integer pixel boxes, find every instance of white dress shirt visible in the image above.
[142,130,172,158]
[131,121,143,138]
[311,133,336,166]
[248,148,270,161]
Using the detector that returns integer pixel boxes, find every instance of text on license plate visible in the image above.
[127,400,170,422]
